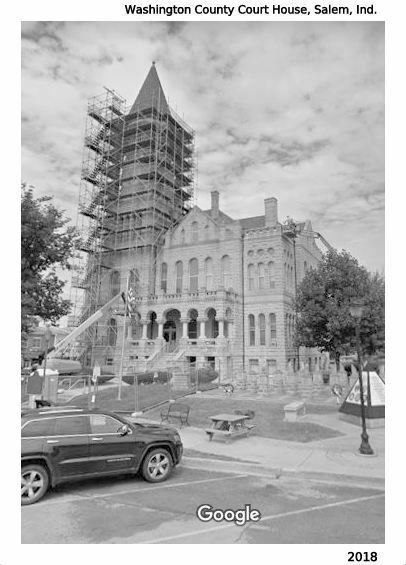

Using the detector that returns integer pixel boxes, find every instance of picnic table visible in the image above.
[205,413,255,443]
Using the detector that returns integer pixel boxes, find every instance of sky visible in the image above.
[21,21,384,273]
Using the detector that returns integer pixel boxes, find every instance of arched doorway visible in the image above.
[206,308,218,339]
[163,309,181,351]
[147,312,158,340]
[187,309,198,339]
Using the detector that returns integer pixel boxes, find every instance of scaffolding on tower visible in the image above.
[68,73,195,367]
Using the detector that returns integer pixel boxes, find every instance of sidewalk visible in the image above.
[133,411,385,485]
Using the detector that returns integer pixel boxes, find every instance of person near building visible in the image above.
[26,364,44,409]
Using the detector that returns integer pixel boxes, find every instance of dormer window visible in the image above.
[191,221,199,243]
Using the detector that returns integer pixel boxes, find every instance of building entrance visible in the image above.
[163,320,177,351]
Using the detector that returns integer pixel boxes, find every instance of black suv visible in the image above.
[21,407,183,505]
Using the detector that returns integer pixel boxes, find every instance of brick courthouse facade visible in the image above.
[73,64,325,385]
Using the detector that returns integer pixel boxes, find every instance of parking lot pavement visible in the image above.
[21,466,384,544]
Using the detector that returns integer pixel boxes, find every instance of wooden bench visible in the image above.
[283,400,306,422]
[160,402,190,426]
[205,413,255,443]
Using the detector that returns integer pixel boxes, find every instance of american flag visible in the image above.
[121,287,137,316]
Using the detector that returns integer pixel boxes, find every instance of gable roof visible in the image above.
[129,63,169,114]
[202,209,234,224]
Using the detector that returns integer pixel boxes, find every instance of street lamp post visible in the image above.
[349,300,374,456]
[42,321,53,375]
[41,321,53,403]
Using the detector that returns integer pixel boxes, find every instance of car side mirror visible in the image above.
[119,424,130,436]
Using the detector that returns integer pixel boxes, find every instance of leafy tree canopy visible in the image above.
[295,250,384,362]
[21,183,79,338]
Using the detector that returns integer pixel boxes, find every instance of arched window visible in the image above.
[180,228,185,244]
[221,255,232,289]
[269,313,277,345]
[191,221,199,243]
[107,318,117,346]
[128,269,139,293]
[160,262,167,293]
[206,308,218,339]
[248,264,255,290]
[259,313,266,345]
[110,270,120,297]
[189,258,199,292]
[248,314,255,346]
[175,261,183,294]
[258,263,265,289]
[204,225,210,240]
[268,261,275,288]
[204,257,213,291]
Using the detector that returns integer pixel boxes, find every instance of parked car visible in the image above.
[21,407,183,505]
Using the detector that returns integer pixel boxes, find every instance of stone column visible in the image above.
[198,318,207,339]
[181,318,188,339]
[157,320,164,339]
[228,320,234,339]
[142,321,148,339]
[218,319,225,339]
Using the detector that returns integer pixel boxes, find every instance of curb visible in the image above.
[182,456,385,490]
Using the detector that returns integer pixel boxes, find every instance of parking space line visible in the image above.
[25,474,249,508]
[141,493,385,544]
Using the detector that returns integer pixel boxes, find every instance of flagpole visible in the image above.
[118,272,129,400]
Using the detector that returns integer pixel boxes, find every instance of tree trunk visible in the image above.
[335,351,341,372]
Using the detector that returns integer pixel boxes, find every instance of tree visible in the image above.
[295,250,385,368]
[21,183,79,341]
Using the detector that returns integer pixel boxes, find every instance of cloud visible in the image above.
[21,21,384,272]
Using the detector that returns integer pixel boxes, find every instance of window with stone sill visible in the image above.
[258,262,265,289]
[189,258,199,292]
[175,260,183,294]
[160,262,167,293]
[268,261,275,288]
[248,314,255,346]
[248,264,255,290]
[205,257,213,291]
[191,221,199,243]
[221,255,232,289]
[259,313,266,345]
[269,313,277,344]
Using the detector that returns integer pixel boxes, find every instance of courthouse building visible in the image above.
[71,64,326,382]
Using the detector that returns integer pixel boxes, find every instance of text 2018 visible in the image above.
[348,552,377,562]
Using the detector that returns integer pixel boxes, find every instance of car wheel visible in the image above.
[21,464,49,505]
[141,448,173,483]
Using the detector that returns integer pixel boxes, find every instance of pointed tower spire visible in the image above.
[129,62,169,114]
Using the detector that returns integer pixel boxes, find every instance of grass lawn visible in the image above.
[145,396,343,443]
[70,383,192,412]
[41,383,343,443]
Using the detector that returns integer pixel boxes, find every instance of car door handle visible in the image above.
[47,439,59,444]
[91,437,103,441]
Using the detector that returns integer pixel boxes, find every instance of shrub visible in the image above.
[81,366,115,384]
[190,367,219,384]
[122,372,154,385]
[154,371,173,384]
